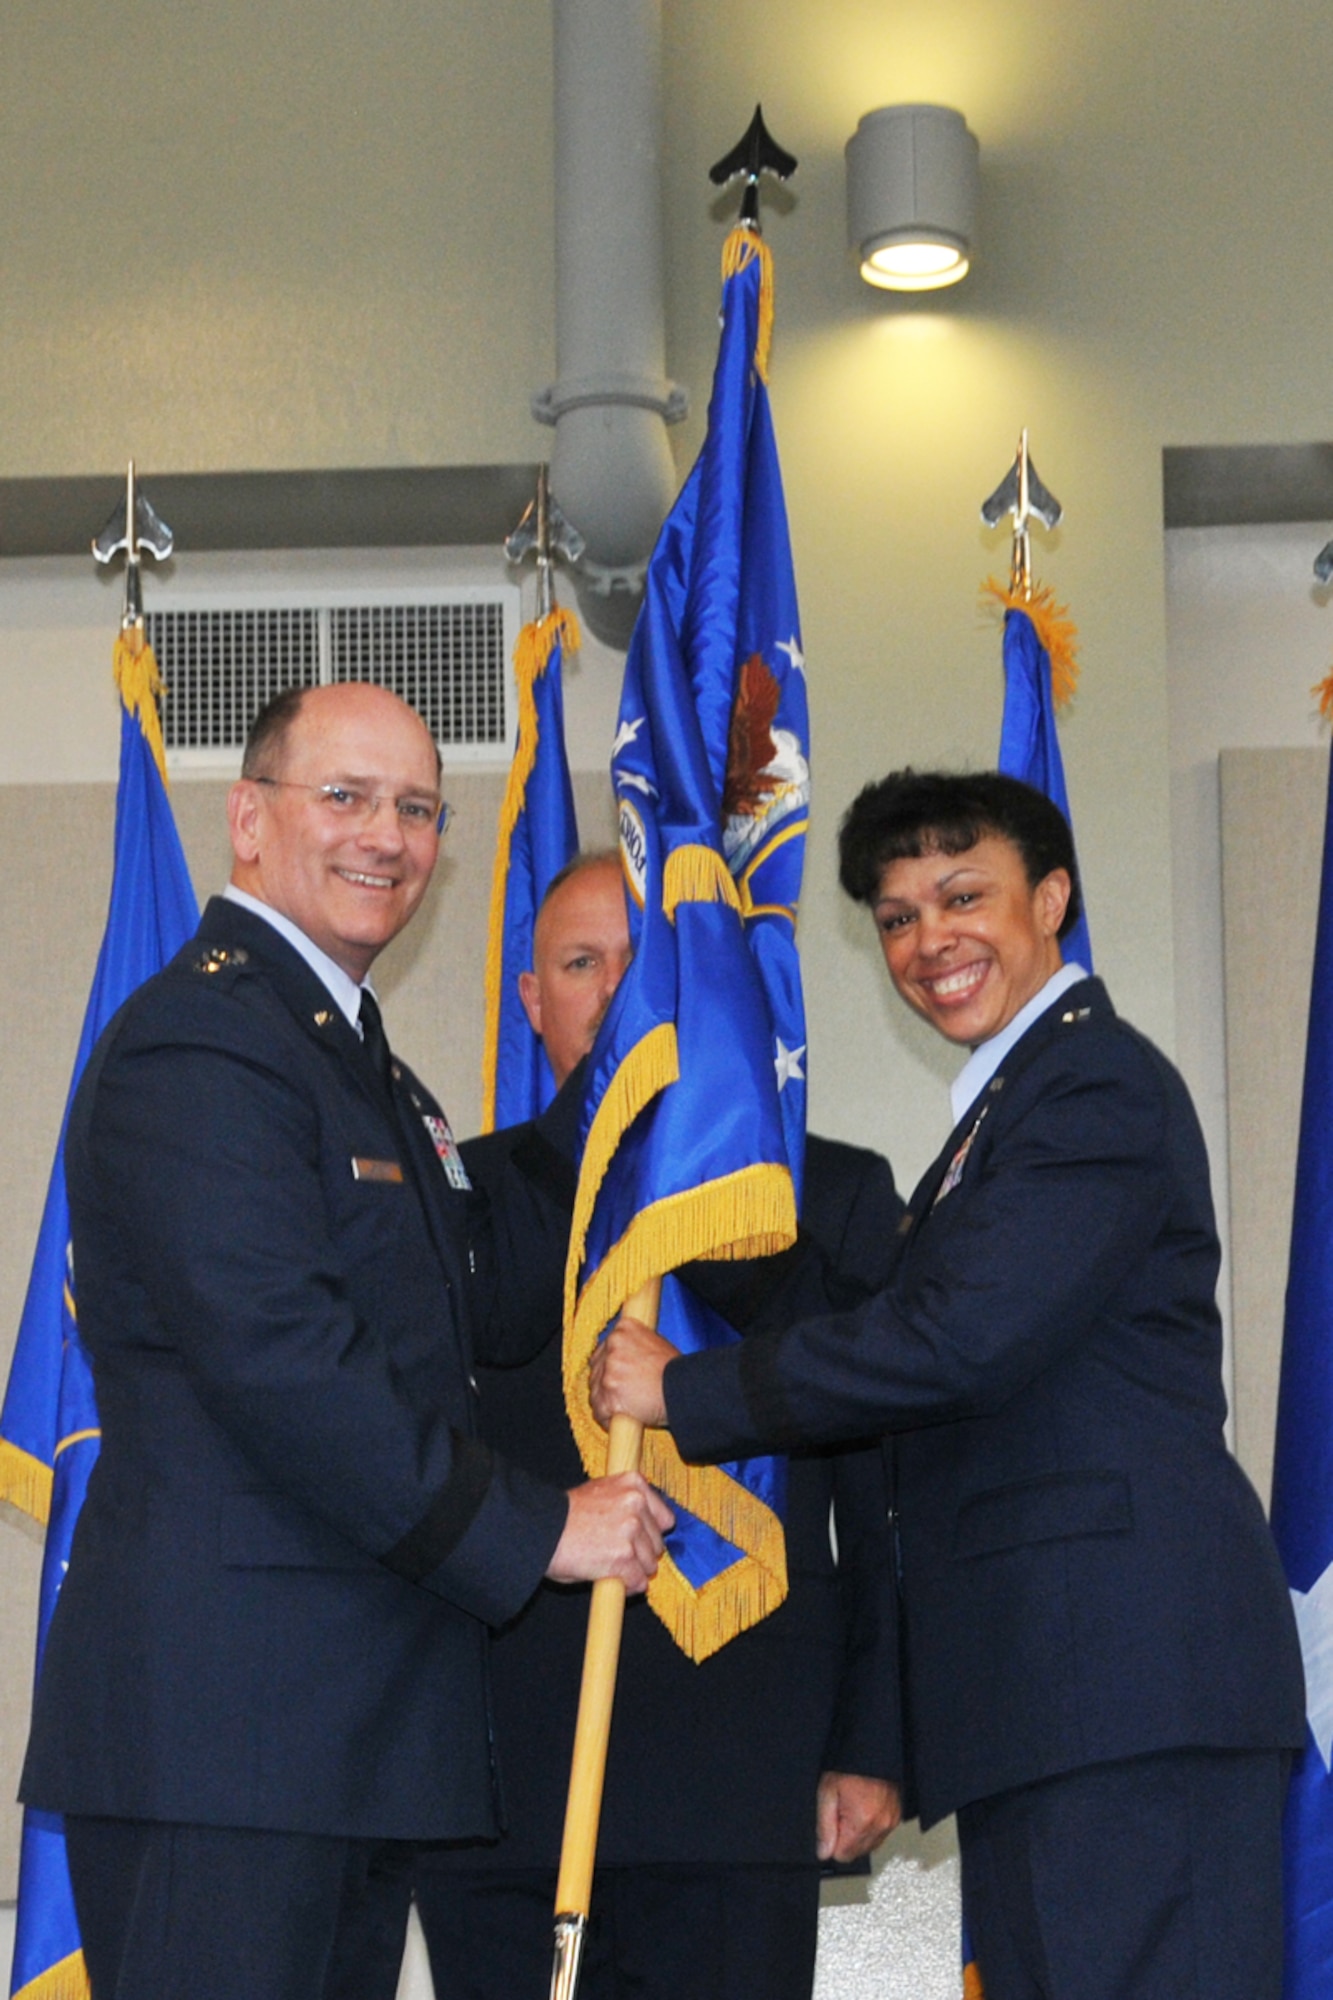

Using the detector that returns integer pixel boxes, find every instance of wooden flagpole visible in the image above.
[549,1277,661,2000]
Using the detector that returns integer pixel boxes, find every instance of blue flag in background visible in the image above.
[996,597,1094,971]
[1271,743,1333,2000]
[1,636,197,2000]
[562,228,808,1662]
[480,605,581,1132]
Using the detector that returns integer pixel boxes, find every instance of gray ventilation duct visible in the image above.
[533,0,686,641]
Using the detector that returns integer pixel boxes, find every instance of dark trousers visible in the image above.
[956,1748,1288,2000]
[324,1848,823,2000]
[65,1815,414,2000]
[415,1862,823,2000]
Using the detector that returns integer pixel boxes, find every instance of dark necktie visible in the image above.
[357,988,394,1092]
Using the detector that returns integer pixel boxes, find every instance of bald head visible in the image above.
[227,682,445,982]
[519,855,632,1086]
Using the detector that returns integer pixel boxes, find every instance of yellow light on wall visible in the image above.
[846,105,979,293]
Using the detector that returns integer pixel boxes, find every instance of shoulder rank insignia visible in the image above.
[192,944,249,975]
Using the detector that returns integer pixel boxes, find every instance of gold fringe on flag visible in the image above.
[721,227,775,383]
[479,606,581,1132]
[662,843,742,919]
[963,1960,987,2000]
[12,1948,90,2000]
[563,1164,797,1661]
[112,625,170,789]
[1313,669,1333,721]
[983,578,1080,709]
[0,1436,53,1526]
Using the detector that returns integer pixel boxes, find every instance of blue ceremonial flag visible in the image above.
[562,226,809,1661]
[480,605,581,1132]
[992,585,1094,971]
[1271,739,1333,2000]
[1,633,197,2000]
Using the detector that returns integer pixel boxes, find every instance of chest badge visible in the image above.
[422,1113,472,1191]
[934,1105,988,1207]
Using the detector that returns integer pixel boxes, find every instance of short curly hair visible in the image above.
[837,769,1083,942]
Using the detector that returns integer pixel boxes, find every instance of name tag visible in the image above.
[351,1157,404,1184]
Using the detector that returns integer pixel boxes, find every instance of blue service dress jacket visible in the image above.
[439,1125,905,1870]
[664,978,1306,1829]
[21,896,571,1841]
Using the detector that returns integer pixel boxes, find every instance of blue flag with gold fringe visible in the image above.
[1,633,197,2000]
[480,605,581,1131]
[992,583,1093,971]
[1271,734,1333,2000]
[562,226,808,1661]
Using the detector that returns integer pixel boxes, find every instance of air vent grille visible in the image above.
[329,603,506,746]
[148,609,321,752]
[145,594,512,760]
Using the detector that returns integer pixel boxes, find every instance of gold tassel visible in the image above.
[721,227,775,382]
[983,578,1080,709]
[1313,669,1333,721]
[562,1162,798,1662]
[963,1961,987,2000]
[112,627,171,789]
[662,843,742,919]
[479,607,581,1132]
[0,1436,53,1527]
[561,1024,681,1336]
[12,1949,90,2000]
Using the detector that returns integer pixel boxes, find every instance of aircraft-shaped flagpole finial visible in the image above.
[505,464,585,621]
[92,461,174,629]
[981,429,1062,600]
[708,105,797,231]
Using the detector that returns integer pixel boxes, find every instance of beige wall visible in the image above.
[7,0,1333,1179]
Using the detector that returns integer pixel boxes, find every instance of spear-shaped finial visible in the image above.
[980,429,1063,601]
[505,465,586,619]
[92,461,174,628]
[709,105,797,231]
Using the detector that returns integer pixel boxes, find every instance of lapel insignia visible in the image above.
[934,1105,988,1207]
[193,944,250,975]
[351,1157,404,1184]
[422,1112,472,1191]
[313,1009,334,1027]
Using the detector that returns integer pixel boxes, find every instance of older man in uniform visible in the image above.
[20,685,669,2000]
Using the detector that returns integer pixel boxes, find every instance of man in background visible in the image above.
[20,687,670,2000]
[406,851,904,2000]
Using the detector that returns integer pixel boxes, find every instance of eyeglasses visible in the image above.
[256,777,453,836]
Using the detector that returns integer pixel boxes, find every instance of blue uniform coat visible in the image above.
[665,979,1305,1827]
[22,897,570,1840]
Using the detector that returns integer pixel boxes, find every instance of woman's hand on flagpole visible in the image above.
[589,1316,678,1428]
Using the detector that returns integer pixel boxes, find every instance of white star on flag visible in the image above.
[776,636,805,675]
[612,716,645,757]
[774,1038,806,1091]
[1291,1562,1333,1769]
[615,770,658,799]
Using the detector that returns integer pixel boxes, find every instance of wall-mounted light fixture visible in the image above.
[846,104,979,292]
